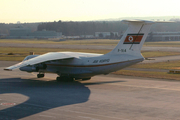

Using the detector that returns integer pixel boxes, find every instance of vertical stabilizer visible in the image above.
[108,20,154,55]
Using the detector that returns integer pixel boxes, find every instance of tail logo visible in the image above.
[128,36,133,42]
[124,34,144,44]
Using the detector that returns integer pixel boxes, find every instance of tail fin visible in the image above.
[108,20,154,55]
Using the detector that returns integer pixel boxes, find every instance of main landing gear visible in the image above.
[56,76,91,82]
[37,73,45,78]
[56,76,74,82]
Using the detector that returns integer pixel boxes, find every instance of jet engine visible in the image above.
[19,66,38,72]
[19,64,47,73]
[19,55,47,72]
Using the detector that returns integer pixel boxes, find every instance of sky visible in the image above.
[0,0,179,23]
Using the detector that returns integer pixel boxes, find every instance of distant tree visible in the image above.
[37,21,128,36]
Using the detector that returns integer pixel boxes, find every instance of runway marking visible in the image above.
[0,103,16,106]
[110,83,180,91]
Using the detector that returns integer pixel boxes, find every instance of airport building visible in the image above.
[9,26,31,37]
[95,32,119,38]
[30,30,62,38]
[0,33,7,38]
[8,26,62,39]
[147,32,180,41]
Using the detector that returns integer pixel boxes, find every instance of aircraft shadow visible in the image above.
[0,77,90,119]
[0,77,124,119]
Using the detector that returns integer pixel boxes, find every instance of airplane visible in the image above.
[4,20,163,81]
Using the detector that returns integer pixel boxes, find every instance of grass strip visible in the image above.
[113,70,180,81]
[0,39,119,46]
[144,41,180,47]
[142,51,180,58]
[2,39,180,47]
[131,60,180,70]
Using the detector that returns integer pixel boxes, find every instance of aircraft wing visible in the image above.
[4,52,75,71]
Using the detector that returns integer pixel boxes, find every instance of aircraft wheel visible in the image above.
[56,76,74,82]
[37,74,44,78]
[67,77,74,82]
[56,77,61,82]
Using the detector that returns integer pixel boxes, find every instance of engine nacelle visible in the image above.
[19,64,47,72]
[20,55,47,72]
[19,66,38,72]
[36,64,47,70]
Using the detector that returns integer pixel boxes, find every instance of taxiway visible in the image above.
[1,62,180,120]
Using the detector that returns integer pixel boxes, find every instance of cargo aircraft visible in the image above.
[4,20,160,81]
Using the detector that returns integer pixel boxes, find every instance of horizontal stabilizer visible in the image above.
[122,20,154,24]
[122,19,174,24]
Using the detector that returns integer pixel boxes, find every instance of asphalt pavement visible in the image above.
[1,61,180,119]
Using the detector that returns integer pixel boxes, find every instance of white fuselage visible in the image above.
[43,52,144,79]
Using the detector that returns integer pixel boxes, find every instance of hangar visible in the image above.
[147,32,180,41]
